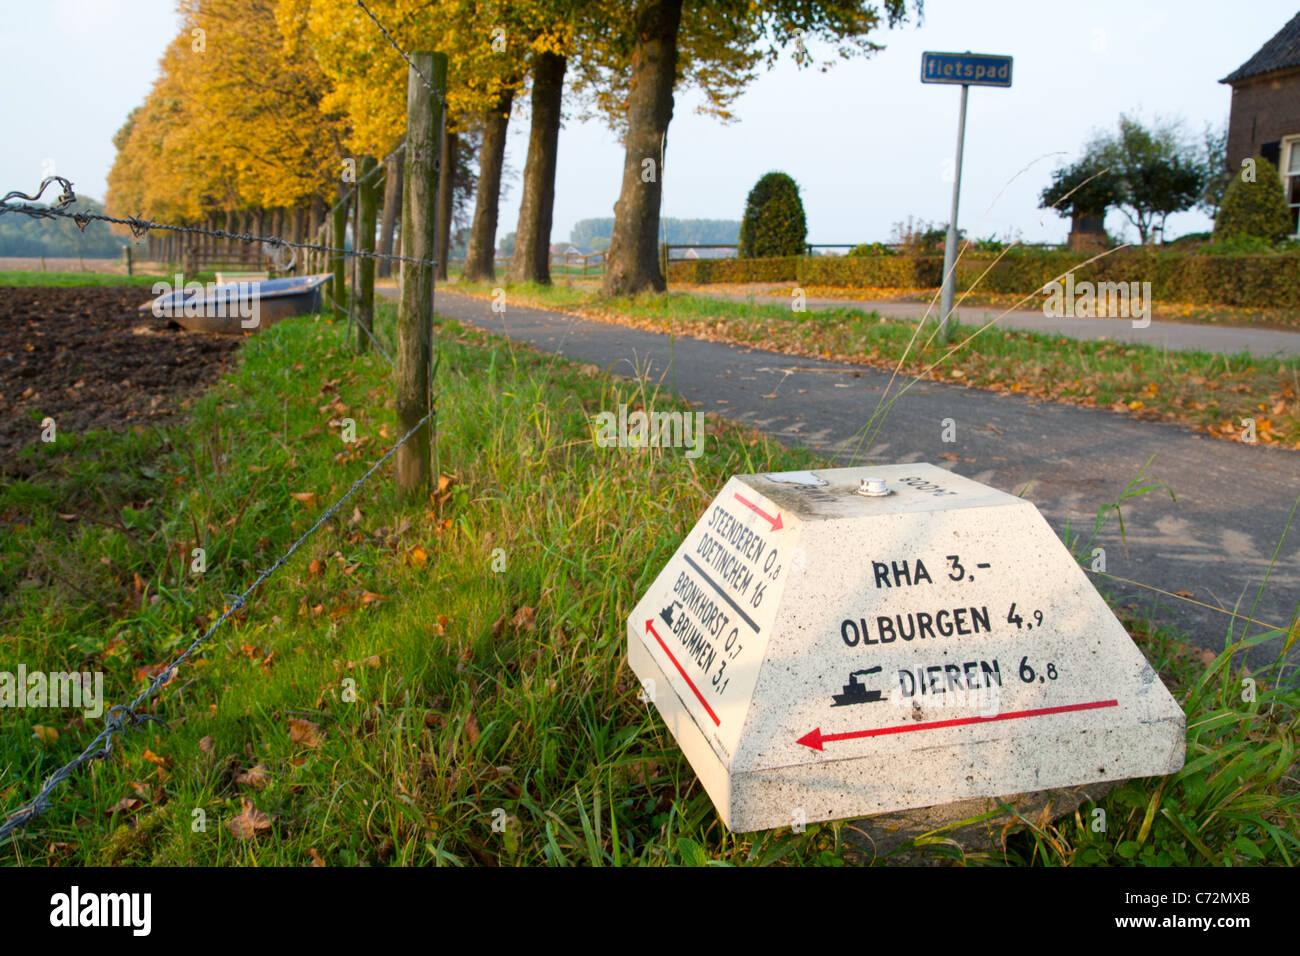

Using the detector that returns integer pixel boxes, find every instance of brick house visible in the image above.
[1220,12,1300,235]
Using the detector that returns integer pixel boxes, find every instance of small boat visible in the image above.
[139,274,333,334]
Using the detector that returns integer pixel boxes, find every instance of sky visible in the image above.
[2,0,1297,247]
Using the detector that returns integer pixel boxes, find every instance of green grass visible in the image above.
[1,301,1295,865]
[0,271,176,288]
[451,279,1300,449]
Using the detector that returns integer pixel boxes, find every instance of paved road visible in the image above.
[692,290,1300,359]
[408,290,1300,668]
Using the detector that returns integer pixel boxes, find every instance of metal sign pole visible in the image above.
[938,83,969,346]
[921,50,1012,345]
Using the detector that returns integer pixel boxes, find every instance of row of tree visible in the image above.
[107,0,922,293]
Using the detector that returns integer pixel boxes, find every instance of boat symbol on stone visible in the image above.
[831,667,886,706]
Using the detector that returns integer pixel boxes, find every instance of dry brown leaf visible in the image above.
[225,798,274,839]
[360,591,387,606]
[105,796,142,816]
[141,749,169,767]
[236,764,271,789]
[465,713,481,746]
[290,491,318,508]
[31,725,59,745]
[308,559,324,577]
[198,735,215,755]
[407,545,429,568]
[287,717,324,749]
[308,847,326,867]
[509,605,537,632]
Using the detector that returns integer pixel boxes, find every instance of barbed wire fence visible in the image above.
[0,3,448,842]
[0,409,434,843]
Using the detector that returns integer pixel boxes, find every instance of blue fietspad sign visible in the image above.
[921,51,1013,88]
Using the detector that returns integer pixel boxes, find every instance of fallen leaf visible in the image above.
[360,591,387,606]
[32,725,59,745]
[407,545,429,567]
[308,559,324,577]
[290,491,319,508]
[509,605,537,632]
[288,717,324,749]
[198,735,215,754]
[465,713,481,745]
[1175,589,1195,599]
[225,798,274,839]
[141,749,169,767]
[236,764,271,789]
[105,797,143,816]
[308,847,326,867]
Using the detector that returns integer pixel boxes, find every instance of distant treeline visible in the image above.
[569,217,740,249]
[0,196,125,258]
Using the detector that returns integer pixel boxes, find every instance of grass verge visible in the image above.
[1,302,1295,865]
[450,280,1300,450]
[668,281,1300,331]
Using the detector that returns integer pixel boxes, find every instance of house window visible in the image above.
[1284,136,1300,236]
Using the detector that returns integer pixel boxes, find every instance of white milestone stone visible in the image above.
[626,463,1185,833]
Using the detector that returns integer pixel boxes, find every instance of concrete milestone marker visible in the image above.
[627,464,1185,832]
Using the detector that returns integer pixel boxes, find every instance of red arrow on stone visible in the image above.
[797,700,1119,751]
[733,492,782,531]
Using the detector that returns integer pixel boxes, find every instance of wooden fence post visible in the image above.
[355,155,378,352]
[331,190,348,322]
[396,50,447,499]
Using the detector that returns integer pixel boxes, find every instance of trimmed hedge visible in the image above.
[668,251,1300,309]
[668,256,799,284]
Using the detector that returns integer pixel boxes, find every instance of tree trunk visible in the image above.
[602,0,682,296]
[507,51,566,285]
[379,147,402,278]
[436,129,458,281]
[464,88,514,282]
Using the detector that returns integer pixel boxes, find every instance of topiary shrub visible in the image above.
[738,172,807,258]
[1214,156,1294,243]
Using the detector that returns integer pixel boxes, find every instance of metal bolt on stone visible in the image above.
[856,477,890,497]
